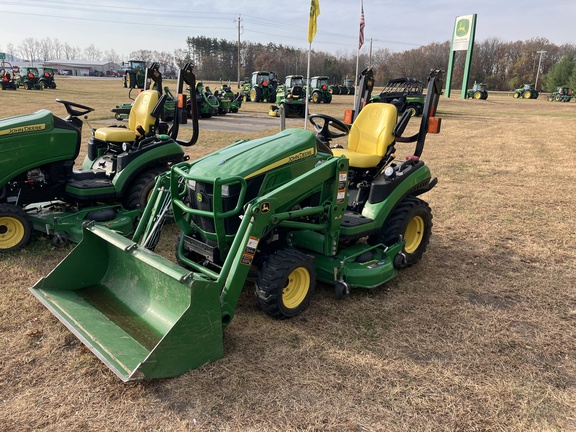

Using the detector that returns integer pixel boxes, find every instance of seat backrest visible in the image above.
[128,90,160,133]
[348,103,397,156]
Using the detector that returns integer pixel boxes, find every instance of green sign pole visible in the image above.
[444,14,477,98]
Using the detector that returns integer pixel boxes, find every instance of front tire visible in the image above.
[369,197,432,266]
[0,204,33,252]
[255,249,316,319]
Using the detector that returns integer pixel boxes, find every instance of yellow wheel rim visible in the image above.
[282,267,310,309]
[404,216,424,254]
[474,92,481,99]
[0,216,25,249]
[524,91,531,99]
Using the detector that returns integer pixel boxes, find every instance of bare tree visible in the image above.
[52,39,63,60]
[104,49,121,63]
[6,43,16,61]
[38,38,54,61]
[19,37,38,64]
[84,44,102,61]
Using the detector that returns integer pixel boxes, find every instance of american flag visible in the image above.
[359,0,365,49]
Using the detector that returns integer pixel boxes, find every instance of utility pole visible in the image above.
[535,50,546,90]
[236,14,242,89]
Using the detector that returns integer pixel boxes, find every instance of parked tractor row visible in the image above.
[1,63,57,90]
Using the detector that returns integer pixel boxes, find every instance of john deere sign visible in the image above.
[445,14,477,98]
[0,53,6,60]
[452,16,473,51]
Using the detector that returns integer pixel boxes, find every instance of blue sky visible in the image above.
[1,0,575,59]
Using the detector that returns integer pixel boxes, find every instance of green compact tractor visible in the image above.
[215,82,242,113]
[513,83,539,99]
[192,81,220,118]
[38,67,57,89]
[30,69,444,381]
[269,74,307,118]
[466,82,488,100]
[122,60,147,89]
[371,77,425,116]
[0,64,199,252]
[1,63,18,90]
[248,71,278,103]
[547,87,574,102]
[309,76,332,104]
[17,66,42,90]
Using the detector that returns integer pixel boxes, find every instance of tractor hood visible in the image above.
[0,110,79,188]
[188,128,321,180]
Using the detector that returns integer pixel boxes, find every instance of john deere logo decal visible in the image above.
[196,192,203,202]
[456,18,470,37]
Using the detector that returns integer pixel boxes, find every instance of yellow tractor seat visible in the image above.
[332,103,397,169]
[94,90,160,142]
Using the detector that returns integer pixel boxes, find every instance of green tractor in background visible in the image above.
[248,70,278,102]
[329,83,342,95]
[547,86,574,102]
[309,75,332,103]
[17,66,42,90]
[466,82,488,100]
[0,64,199,251]
[513,83,539,99]
[112,63,176,122]
[29,69,445,381]
[38,67,57,89]
[214,81,243,113]
[370,77,425,117]
[269,74,307,118]
[342,78,355,95]
[193,81,220,118]
[123,60,147,89]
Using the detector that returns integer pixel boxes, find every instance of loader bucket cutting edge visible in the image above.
[29,224,224,381]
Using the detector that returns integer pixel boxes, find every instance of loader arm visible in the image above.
[29,156,348,381]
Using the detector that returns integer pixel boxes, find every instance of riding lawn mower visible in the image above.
[30,70,445,381]
[0,64,199,252]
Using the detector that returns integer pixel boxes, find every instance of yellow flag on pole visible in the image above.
[308,0,320,44]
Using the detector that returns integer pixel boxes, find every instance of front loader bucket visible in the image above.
[29,224,224,381]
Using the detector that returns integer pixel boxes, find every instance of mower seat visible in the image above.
[94,90,160,143]
[332,103,397,169]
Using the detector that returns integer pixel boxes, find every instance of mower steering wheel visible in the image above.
[308,114,349,141]
[56,99,95,117]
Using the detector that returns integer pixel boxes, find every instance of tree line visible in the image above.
[3,36,576,91]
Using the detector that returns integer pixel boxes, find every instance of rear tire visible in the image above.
[524,90,532,99]
[255,249,316,319]
[123,166,167,210]
[369,197,432,266]
[0,204,33,252]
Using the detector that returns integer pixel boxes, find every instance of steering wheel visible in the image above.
[308,114,349,142]
[56,99,95,117]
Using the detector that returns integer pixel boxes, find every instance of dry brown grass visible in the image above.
[1,78,576,431]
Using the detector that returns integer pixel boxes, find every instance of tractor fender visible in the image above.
[101,141,184,196]
[361,163,433,228]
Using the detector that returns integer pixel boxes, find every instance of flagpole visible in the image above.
[306,0,320,129]
[305,43,312,130]
[354,0,365,116]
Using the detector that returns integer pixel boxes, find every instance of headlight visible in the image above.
[188,180,196,190]
[384,166,395,177]
[221,185,230,197]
